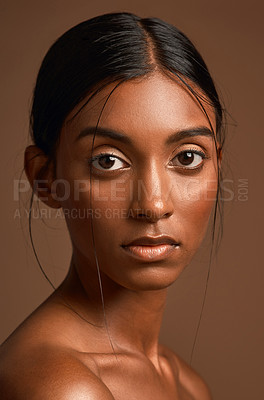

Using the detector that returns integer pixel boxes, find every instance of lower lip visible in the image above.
[121,244,179,261]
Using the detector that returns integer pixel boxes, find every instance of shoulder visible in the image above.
[0,342,114,400]
[160,345,212,400]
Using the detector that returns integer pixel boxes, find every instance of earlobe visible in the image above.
[24,145,61,209]
[217,144,223,167]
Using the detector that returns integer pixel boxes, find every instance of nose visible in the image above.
[129,161,174,223]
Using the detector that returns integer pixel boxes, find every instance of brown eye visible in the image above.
[171,150,205,168]
[178,152,194,165]
[90,153,128,171]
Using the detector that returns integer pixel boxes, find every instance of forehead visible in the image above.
[62,71,216,143]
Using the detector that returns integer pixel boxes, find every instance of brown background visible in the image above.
[0,1,263,399]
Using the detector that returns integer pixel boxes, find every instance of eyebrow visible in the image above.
[75,126,214,145]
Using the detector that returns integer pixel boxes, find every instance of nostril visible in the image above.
[129,208,172,222]
[163,211,172,218]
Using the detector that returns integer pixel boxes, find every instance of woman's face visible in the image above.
[55,72,219,291]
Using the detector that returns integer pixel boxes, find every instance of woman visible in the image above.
[0,12,223,399]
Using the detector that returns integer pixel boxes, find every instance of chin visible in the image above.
[112,264,187,292]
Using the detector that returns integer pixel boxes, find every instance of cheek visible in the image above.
[54,173,94,251]
[172,173,218,250]
[57,177,127,253]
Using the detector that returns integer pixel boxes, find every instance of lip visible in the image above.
[121,235,180,262]
[122,235,179,247]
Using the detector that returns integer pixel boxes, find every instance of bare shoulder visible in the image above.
[0,341,114,400]
[160,344,212,400]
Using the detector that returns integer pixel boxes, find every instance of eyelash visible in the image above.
[87,152,127,172]
[87,149,208,173]
[170,149,208,170]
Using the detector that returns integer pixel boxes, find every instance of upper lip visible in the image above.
[122,235,180,247]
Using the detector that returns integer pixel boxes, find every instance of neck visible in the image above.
[58,255,168,359]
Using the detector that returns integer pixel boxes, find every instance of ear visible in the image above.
[24,145,61,209]
[216,142,223,167]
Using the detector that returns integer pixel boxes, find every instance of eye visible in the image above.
[170,150,206,169]
[89,153,129,171]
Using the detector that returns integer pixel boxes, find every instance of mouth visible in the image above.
[121,235,181,262]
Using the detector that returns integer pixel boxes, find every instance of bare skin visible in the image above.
[0,71,220,399]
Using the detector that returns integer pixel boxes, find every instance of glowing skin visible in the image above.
[55,72,219,294]
[0,71,219,399]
